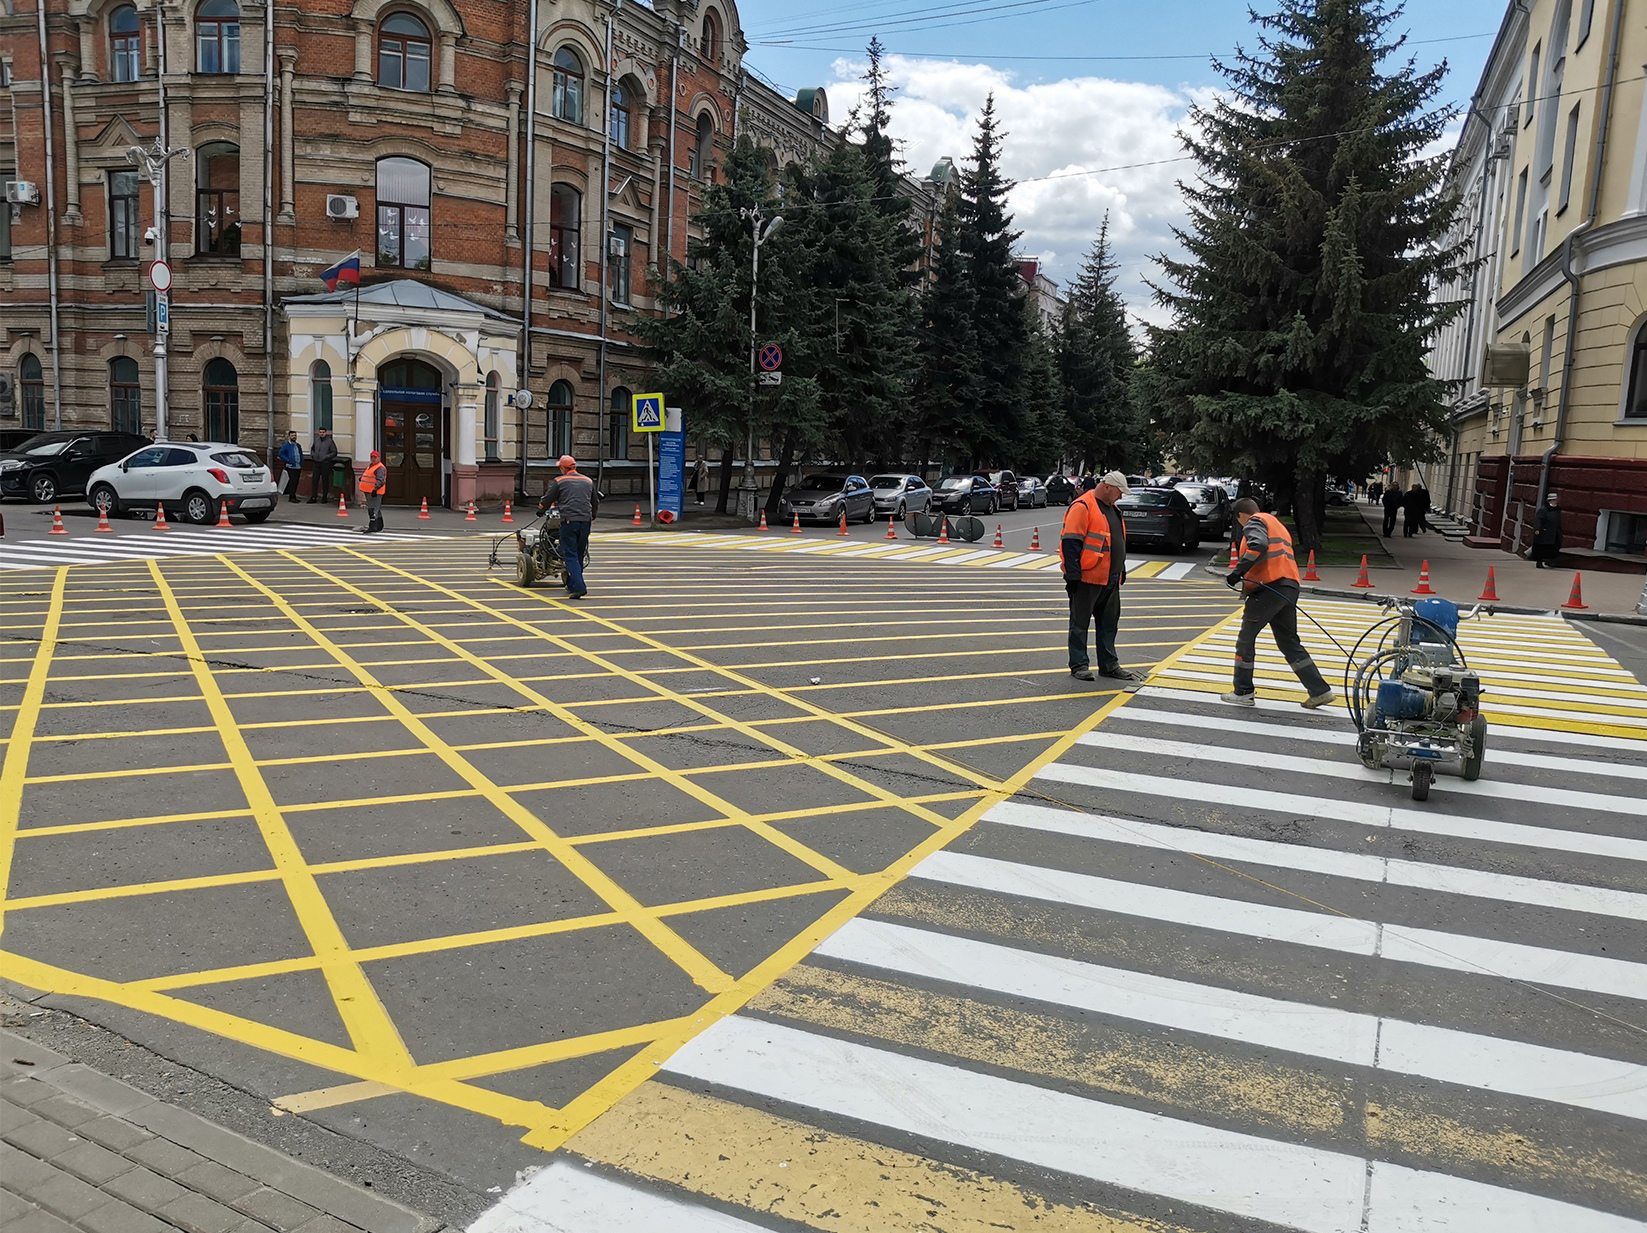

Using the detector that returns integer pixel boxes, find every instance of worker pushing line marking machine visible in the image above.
[487,509,572,589]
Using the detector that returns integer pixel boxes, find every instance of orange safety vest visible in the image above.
[1241,512,1300,586]
[1061,491,1125,587]
[359,462,388,496]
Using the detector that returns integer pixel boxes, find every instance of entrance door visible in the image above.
[377,358,445,506]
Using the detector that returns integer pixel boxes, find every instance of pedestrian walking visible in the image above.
[1403,482,1430,537]
[309,427,338,504]
[1381,484,1402,537]
[278,431,304,502]
[1221,498,1334,709]
[690,456,708,506]
[1530,492,1564,568]
[358,450,387,535]
[536,454,600,599]
[1061,470,1141,683]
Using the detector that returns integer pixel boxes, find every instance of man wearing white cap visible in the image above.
[1060,470,1141,682]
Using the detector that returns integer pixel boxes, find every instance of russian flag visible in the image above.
[320,250,362,291]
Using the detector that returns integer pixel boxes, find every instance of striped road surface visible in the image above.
[0,522,440,570]
[619,528,1214,583]
[470,598,1647,1232]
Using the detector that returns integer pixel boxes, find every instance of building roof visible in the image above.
[282,279,518,324]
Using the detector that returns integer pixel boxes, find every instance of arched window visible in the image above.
[608,386,630,461]
[547,379,574,457]
[110,357,142,433]
[610,80,632,150]
[203,358,239,441]
[20,354,45,431]
[690,113,714,180]
[700,10,720,62]
[196,0,240,74]
[378,12,432,92]
[110,5,141,82]
[311,360,333,431]
[549,184,580,289]
[376,157,431,269]
[195,142,240,255]
[484,372,501,460]
[552,47,583,124]
[1625,318,1647,422]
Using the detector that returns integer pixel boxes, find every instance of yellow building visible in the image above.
[1429,0,1647,568]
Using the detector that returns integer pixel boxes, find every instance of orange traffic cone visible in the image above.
[631,504,644,527]
[992,523,1004,548]
[465,501,477,521]
[1030,526,1042,552]
[216,499,233,528]
[1410,560,1435,595]
[336,493,349,518]
[418,497,430,520]
[48,505,67,536]
[1477,566,1499,602]
[153,502,170,530]
[1301,550,1320,581]
[1350,554,1374,588]
[885,516,898,540]
[95,506,114,533]
[757,509,769,531]
[790,512,802,534]
[502,500,514,524]
[1560,571,1588,611]
[937,518,951,545]
[838,510,849,536]
[1228,540,1240,569]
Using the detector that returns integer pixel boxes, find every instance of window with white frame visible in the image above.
[196,0,240,74]
[484,372,501,460]
[376,156,431,269]
[552,47,584,124]
[378,12,432,91]
[110,5,142,81]
[311,360,333,430]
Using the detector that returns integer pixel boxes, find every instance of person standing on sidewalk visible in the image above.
[536,454,600,599]
[1221,499,1334,709]
[690,456,708,506]
[309,427,338,504]
[278,431,304,503]
[1381,484,1402,536]
[358,451,387,535]
[1061,470,1141,683]
[1530,492,1564,568]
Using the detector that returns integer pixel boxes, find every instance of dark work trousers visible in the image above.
[1068,582,1122,674]
[312,460,334,502]
[1382,506,1399,536]
[559,520,592,595]
[1233,580,1331,697]
[283,466,303,500]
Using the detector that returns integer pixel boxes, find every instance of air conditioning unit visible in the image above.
[5,180,41,206]
[325,194,360,220]
[608,233,627,256]
[1481,344,1531,389]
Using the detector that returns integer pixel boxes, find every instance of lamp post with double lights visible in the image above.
[127,138,190,440]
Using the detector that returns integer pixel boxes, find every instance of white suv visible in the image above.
[86,441,280,525]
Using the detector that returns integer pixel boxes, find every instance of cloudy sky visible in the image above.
[737,0,1511,326]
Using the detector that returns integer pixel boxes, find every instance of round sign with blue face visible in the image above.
[758,343,783,372]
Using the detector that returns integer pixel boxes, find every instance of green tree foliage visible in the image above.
[1058,214,1145,472]
[913,190,981,466]
[1149,0,1468,548]
[1017,303,1066,474]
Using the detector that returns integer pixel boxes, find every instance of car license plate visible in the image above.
[240,471,262,481]
[239,498,270,510]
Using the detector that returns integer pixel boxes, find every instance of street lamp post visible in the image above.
[127,138,189,440]
[739,206,782,522]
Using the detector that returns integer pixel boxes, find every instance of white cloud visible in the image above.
[827,55,1199,326]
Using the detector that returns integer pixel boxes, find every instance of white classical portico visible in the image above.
[281,281,521,508]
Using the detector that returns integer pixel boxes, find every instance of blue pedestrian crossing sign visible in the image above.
[632,392,664,433]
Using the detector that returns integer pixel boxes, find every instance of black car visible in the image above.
[1045,474,1076,505]
[931,474,999,515]
[0,428,40,453]
[1117,487,1201,551]
[986,470,1019,511]
[1174,482,1234,538]
[0,431,150,504]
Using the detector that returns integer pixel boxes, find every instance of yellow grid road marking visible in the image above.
[0,569,67,940]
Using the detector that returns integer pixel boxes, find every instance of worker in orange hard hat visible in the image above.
[358,451,387,535]
[536,454,600,599]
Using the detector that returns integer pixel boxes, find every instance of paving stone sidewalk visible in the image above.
[1,1029,445,1233]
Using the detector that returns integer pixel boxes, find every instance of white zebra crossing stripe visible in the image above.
[468,1160,769,1233]
[911,848,1647,999]
[815,917,1647,1121]
[0,527,436,570]
[664,1016,1646,1233]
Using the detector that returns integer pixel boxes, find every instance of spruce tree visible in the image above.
[1059,214,1142,471]
[1149,0,1468,548]
[914,189,980,465]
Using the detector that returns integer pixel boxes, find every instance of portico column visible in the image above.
[453,381,481,508]
[277,49,296,222]
[58,62,83,225]
[351,375,377,484]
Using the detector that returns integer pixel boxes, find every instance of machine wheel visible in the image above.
[1461,716,1487,781]
[515,552,538,588]
[1411,761,1433,802]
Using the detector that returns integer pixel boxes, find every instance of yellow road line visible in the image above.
[0,568,67,940]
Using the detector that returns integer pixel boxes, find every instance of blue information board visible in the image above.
[657,407,685,521]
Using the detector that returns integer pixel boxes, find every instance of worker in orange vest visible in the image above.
[358,450,388,535]
[1223,497,1334,708]
[1060,470,1141,683]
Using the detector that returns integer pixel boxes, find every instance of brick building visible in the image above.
[0,0,865,507]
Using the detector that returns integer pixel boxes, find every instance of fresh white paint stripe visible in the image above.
[912,849,1647,1000]
[0,542,147,561]
[1123,556,1147,571]
[1157,561,1197,581]
[1078,729,1645,817]
[1197,637,1642,685]
[817,916,1647,1121]
[988,552,1047,568]
[986,799,1647,922]
[1109,703,1647,780]
[1036,761,1647,866]
[936,549,1002,565]
[665,1016,1643,1233]
[466,1159,768,1233]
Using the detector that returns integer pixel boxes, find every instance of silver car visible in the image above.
[870,474,931,519]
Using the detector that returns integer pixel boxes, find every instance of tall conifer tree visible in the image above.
[1059,214,1142,471]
